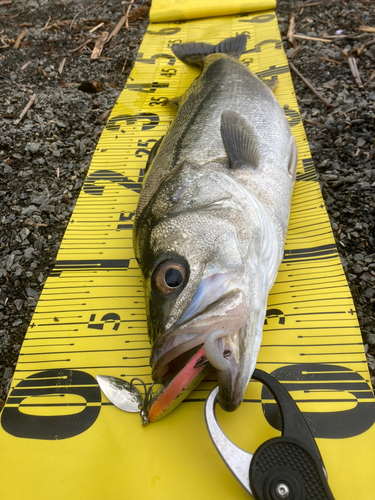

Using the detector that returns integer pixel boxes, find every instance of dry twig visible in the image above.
[107,0,135,42]
[13,94,37,125]
[348,57,363,88]
[20,60,32,70]
[91,31,109,60]
[289,62,333,109]
[287,12,296,45]
[357,26,375,33]
[0,1,12,5]
[293,34,334,43]
[121,56,128,74]
[70,4,96,29]
[364,69,375,88]
[318,56,341,64]
[69,39,91,53]
[13,28,27,49]
[0,35,10,48]
[58,57,66,75]
[89,22,104,33]
[42,16,51,30]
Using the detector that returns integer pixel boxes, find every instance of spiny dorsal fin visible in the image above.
[145,136,164,173]
[221,110,260,170]
[168,95,183,109]
[171,34,248,66]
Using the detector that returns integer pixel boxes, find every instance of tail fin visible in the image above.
[171,34,248,65]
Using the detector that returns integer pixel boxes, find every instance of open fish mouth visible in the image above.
[151,288,248,411]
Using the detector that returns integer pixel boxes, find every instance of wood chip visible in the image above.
[58,57,66,75]
[348,57,363,88]
[0,1,12,4]
[58,79,75,88]
[98,109,111,124]
[288,45,302,59]
[287,12,296,44]
[91,31,109,60]
[128,5,150,22]
[289,62,333,109]
[304,118,320,125]
[39,66,47,78]
[13,93,37,126]
[13,28,27,49]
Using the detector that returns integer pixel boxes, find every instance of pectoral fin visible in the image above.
[221,110,260,170]
[287,134,298,176]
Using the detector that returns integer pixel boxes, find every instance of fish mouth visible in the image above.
[151,288,248,411]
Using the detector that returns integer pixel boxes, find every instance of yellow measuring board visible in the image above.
[1,5,375,500]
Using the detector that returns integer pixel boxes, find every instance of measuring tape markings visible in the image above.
[1,11,373,481]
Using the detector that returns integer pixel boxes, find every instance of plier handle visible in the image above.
[205,369,336,500]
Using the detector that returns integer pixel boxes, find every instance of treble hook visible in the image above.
[130,378,154,425]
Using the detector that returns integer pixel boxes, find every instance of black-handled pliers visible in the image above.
[205,368,336,500]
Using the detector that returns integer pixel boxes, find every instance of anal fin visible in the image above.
[221,110,260,170]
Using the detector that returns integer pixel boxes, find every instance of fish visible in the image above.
[133,34,297,421]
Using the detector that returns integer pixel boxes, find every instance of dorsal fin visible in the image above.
[220,110,260,170]
[168,95,183,109]
[145,136,164,173]
[171,34,248,66]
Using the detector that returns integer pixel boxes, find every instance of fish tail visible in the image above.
[171,34,248,65]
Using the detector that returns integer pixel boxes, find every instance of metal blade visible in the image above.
[205,386,253,495]
[97,375,143,413]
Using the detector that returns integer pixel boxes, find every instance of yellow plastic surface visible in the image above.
[1,4,375,500]
[150,0,276,22]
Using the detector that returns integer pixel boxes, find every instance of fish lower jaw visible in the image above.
[151,329,238,384]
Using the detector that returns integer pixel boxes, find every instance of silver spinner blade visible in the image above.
[205,386,253,496]
[97,375,143,413]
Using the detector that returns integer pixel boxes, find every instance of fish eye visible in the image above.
[154,261,187,294]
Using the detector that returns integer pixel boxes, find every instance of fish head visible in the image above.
[134,160,266,413]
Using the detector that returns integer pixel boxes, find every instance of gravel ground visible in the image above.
[0,0,374,409]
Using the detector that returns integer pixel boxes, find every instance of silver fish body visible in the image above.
[133,35,297,414]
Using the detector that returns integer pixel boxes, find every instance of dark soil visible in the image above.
[0,0,374,409]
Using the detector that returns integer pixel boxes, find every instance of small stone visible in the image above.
[19,227,30,241]
[365,333,375,345]
[3,367,13,380]
[27,142,40,153]
[25,287,39,299]
[23,247,35,260]
[14,299,23,311]
[354,253,364,262]
[4,165,13,174]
